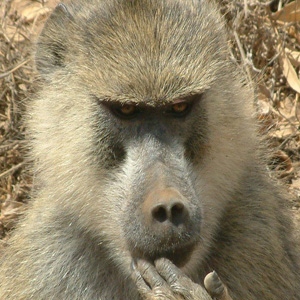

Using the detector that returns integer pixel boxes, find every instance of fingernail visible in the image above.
[131,260,137,271]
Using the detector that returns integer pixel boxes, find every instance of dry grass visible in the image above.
[0,0,300,241]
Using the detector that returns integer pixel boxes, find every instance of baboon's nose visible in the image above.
[151,200,187,226]
[143,188,190,229]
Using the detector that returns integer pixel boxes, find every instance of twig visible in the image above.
[0,59,31,79]
[0,162,25,179]
[233,30,253,83]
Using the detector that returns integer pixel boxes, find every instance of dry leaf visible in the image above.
[4,24,25,42]
[278,45,300,93]
[10,0,54,22]
[0,199,26,230]
[278,96,297,121]
[258,84,272,100]
[270,126,296,139]
[257,99,271,115]
[272,0,300,23]
[20,6,51,22]
[292,177,300,189]
[285,48,300,67]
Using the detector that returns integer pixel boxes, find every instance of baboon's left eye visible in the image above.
[120,104,137,115]
[165,101,191,117]
[172,102,189,113]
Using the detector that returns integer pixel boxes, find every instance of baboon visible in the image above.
[0,0,299,299]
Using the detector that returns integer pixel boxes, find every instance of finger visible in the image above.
[154,258,193,298]
[155,258,214,300]
[136,259,167,289]
[204,271,233,300]
[135,259,179,300]
[131,261,152,295]
[154,258,188,285]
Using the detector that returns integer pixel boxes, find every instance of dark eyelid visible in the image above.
[171,93,203,108]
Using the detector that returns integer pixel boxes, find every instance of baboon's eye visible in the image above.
[112,103,139,119]
[172,102,189,113]
[165,101,191,117]
[120,104,136,115]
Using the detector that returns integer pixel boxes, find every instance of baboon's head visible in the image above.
[32,0,256,278]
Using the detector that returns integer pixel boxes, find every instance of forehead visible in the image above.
[70,0,227,104]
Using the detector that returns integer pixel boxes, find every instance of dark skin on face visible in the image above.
[112,99,232,299]
[106,98,194,120]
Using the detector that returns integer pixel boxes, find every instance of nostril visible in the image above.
[171,202,186,226]
[171,202,184,218]
[151,202,187,225]
[152,205,168,222]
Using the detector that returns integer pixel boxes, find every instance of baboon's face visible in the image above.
[96,93,207,267]
[34,0,254,275]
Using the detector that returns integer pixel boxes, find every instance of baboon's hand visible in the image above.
[132,258,231,300]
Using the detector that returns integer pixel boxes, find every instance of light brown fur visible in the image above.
[0,0,299,299]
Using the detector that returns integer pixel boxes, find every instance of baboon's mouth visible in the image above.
[155,245,195,267]
[133,243,195,268]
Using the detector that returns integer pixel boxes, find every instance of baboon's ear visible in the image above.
[35,4,73,78]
